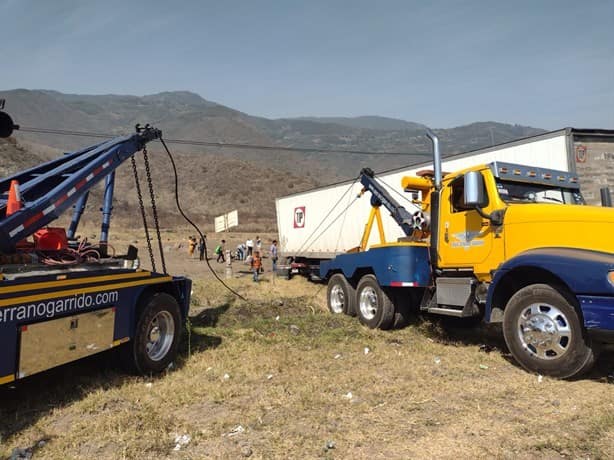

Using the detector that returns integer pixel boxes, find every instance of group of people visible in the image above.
[247,238,278,282]
[186,234,278,283]
[238,236,278,282]
[235,235,261,261]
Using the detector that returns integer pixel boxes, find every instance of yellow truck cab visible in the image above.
[434,161,610,280]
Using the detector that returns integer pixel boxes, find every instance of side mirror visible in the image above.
[464,171,486,208]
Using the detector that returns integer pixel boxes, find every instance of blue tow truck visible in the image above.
[0,102,191,385]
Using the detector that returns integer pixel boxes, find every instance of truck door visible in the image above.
[438,174,504,279]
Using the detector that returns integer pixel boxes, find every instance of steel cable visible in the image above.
[293,176,359,258]
[158,137,246,301]
[18,126,432,158]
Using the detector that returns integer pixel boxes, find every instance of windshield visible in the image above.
[495,180,585,205]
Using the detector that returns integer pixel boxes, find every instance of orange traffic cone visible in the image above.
[6,180,22,216]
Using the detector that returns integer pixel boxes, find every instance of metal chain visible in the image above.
[142,147,167,274]
[131,155,157,272]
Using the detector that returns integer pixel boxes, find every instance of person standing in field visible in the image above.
[188,236,197,258]
[251,250,262,282]
[246,238,254,257]
[270,239,278,273]
[198,236,205,261]
[256,236,262,253]
[256,236,264,273]
[215,239,226,263]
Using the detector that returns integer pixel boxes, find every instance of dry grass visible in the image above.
[1,237,613,459]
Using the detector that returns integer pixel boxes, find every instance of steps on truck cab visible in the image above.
[423,277,481,317]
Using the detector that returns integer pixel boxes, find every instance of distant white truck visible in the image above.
[275,128,614,278]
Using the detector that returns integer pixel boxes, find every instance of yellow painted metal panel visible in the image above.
[0,276,172,308]
[0,271,151,295]
[0,374,15,385]
[504,204,614,257]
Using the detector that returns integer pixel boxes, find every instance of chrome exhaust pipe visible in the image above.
[426,129,441,191]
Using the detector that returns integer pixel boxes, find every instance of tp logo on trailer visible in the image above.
[294,207,305,228]
[575,145,587,163]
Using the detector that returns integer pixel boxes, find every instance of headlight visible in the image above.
[608,271,614,287]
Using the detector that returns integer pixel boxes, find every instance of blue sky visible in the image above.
[1,0,612,129]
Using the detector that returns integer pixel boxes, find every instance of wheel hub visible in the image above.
[517,303,571,360]
[149,325,161,343]
[330,285,345,313]
[359,287,378,320]
[145,311,175,361]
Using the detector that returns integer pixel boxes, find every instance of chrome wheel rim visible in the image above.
[146,311,175,361]
[517,302,571,360]
[329,284,345,313]
[359,286,378,320]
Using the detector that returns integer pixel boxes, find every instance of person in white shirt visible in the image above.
[270,240,278,273]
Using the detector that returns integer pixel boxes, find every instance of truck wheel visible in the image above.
[122,292,182,375]
[327,274,356,315]
[356,275,394,330]
[502,284,597,379]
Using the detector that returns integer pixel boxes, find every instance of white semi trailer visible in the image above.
[275,128,614,278]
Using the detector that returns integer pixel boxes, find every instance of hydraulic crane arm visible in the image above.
[358,167,416,237]
[0,126,161,253]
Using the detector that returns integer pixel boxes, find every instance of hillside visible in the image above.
[1,89,546,184]
[296,115,427,131]
[0,136,317,231]
[0,89,551,230]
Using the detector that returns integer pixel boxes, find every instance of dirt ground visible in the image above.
[1,230,613,459]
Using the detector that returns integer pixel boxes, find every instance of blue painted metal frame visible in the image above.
[0,128,160,253]
[320,245,431,286]
[99,171,116,248]
[578,295,614,331]
[486,247,614,330]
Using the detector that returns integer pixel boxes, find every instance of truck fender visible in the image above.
[485,247,614,324]
[136,277,192,322]
[320,245,431,288]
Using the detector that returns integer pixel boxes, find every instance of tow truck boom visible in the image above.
[358,167,416,237]
[0,126,160,253]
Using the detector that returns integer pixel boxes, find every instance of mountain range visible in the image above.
[0,89,547,229]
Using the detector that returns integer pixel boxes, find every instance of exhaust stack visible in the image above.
[426,129,441,190]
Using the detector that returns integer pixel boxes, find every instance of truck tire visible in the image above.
[356,275,395,330]
[502,284,597,379]
[327,273,356,315]
[122,292,183,375]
